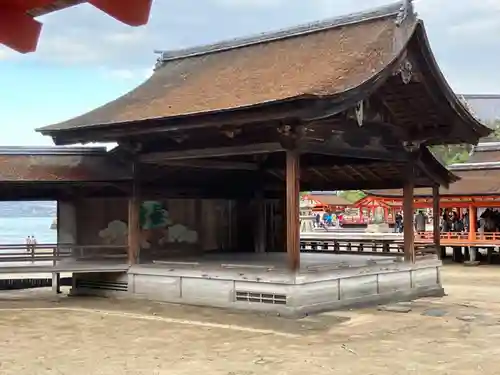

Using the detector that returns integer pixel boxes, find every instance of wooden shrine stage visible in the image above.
[8,2,491,314]
[71,252,443,317]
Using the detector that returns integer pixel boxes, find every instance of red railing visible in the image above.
[416,231,500,244]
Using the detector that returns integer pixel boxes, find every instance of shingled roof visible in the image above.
[462,94,500,123]
[307,194,353,207]
[367,171,500,197]
[367,142,500,197]
[468,142,500,163]
[0,146,130,182]
[38,0,490,146]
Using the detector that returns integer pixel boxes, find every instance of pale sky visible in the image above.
[0,0,498,146]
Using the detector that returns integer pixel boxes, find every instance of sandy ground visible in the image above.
[0,264,499,374]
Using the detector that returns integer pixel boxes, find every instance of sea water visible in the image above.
[0,217,55,245]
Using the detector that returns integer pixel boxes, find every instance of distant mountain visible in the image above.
[0,201,56,218]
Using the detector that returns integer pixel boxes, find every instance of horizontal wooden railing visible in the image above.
[0,243,128,265]
[300,237,434,257]
[299,230,500,260]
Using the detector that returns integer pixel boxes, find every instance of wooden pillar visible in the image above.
[128,161,141,265]
[254,191,266,253]
[195,199,204,250]
[52,273,61,294]
[403,160,415,263]
[285,150,300,270]
[469,204,477,241]
[432,185,441,257]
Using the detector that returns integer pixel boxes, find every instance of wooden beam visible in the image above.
[285,150,300,271]
[357,165,383,181]
[301,178,437,192]
[403,158,415,263]
[127,161,141,265]
[432,185,441,258]
[266,169,284,181]
[344,165,367,181]
[416,155,450,189]
[310,167,331,182]
[154,159,258,171]
[136,187,282,200]
[299,140,409,162]
[47,99,325,145]
[329,165,354,181]
[140,142,284,163]
[371,93,400,126]
[307,118,404,142]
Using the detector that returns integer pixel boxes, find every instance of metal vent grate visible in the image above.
[235,291,287,305]
[76,280,128,292]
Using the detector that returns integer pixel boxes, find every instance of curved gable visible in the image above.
[38,0,491,148]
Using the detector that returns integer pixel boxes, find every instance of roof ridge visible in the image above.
[462,94,500,99]
[155,1,412,66]
[473,142,500,152]
[0,146,107,156]
[449,161,500,171]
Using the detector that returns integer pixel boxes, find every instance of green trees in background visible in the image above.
[338,190,366,203]
[337,121,500,201]
[430,143,471,165]
[431,120,500,165]
[482,120,500,141]
[305,120,500,203]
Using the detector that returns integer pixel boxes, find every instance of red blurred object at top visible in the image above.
[0,0,153,53]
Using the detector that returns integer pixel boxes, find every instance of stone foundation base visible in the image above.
[71,256,443,317]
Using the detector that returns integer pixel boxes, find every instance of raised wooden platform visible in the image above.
[71,253,444,316]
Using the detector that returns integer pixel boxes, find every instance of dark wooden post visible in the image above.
[128,161,141,265]
[285,150,300,270]
[254,191,266,253]
[432,185,441,257]
[403,159,415,263]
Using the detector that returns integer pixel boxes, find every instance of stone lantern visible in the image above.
[300,197,317,233]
